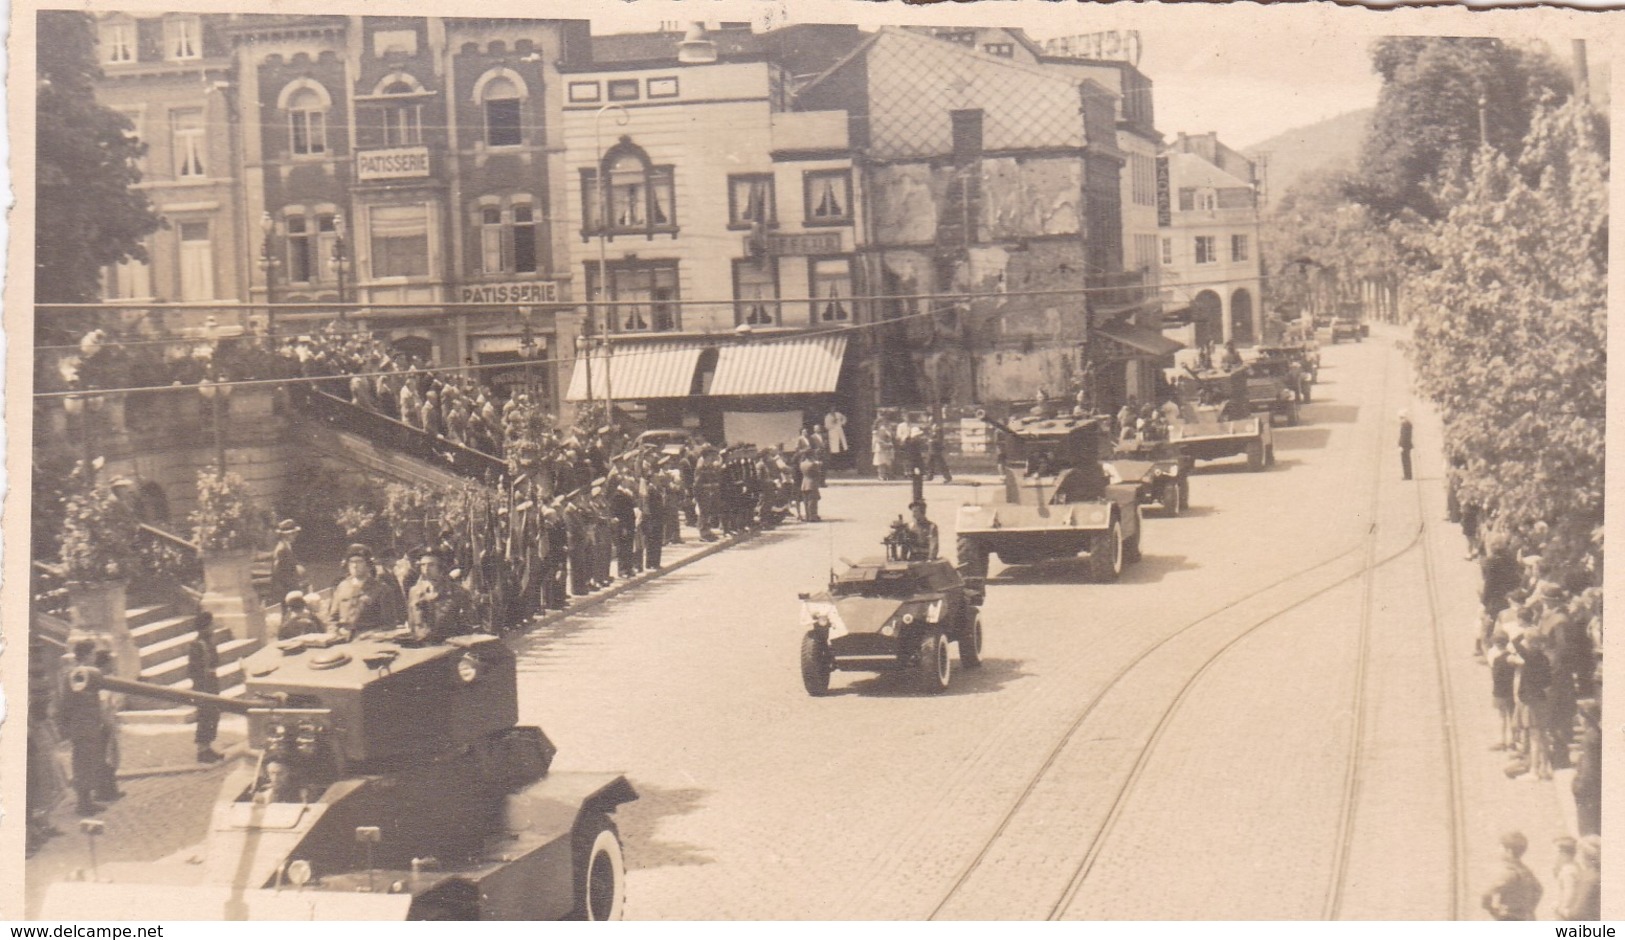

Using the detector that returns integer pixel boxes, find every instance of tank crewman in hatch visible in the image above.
[407,545,479,643]
[327,543,397,639]
[903,500,940,561]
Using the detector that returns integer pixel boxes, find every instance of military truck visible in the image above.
[955,405,1143,583]
[41,631,636,921]
[1188,366,1298,426]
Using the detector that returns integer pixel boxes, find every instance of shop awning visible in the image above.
[1093,322,1185,359]
[708,333,849,396]
[564,342,704,401]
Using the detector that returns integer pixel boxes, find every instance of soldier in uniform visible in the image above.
[904,500,940,561]
[407,547,478,643]
[58,636,107,814]
[611,474,640,579]
[641,471,667,571]
[542,500,570,610]
[566,493,592,598]
[188,613,224,763]
[270,519,305,620]
[695,447,722,541]
[327,543,397,638]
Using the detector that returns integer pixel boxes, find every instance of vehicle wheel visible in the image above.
[959,614,983,669]
[571,814,626,921]
[1265,444,1277,467]
[1162,480,1183,517]
[956,536,989,580]
[1177,477,1191,513]
[1247,441,1266,472]
[1124,525,1142,564]
[918,632,951,693]
[1090,517,1124,582]
[800,631,831,697]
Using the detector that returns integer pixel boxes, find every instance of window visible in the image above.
[1195,236,1217,265]
[583,143,676,235]
[371,29,418,57]
[734,258,779,326]
[607,79,640,102]
[165,16,201,61]
[647,77,679,99]
[104,246,152,300]
[482,76,523,147]
[568,82,601,103]
[287,88,328,156]
[1197,189,1217,212]
[1161,237,1173,266]
[983,42,1014,57]
[810,257,853,322]
[587,260,680,332]
[317,214,339,280]
[369,81,423,147]
[171,108,206,178]
[728,175,775,229]
[100,19,136,64]
[473,199,539,276]
[1231,234,1249,262]
[804,170,852,225]
[940,30,976,46]
[179,222,214,300]
[286,215,312,283]
[369,205,431,279]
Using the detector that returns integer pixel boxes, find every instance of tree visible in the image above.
[1263,167,1404,320]
[36,11,161,307]
[1407,98,1606,578]
[1347,37,1570,222]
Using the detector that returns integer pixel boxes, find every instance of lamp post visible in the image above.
[257,212,280,339]
[594,103,629,421]
[518,305,537,402]
[197,316,232,477]
[330,211,352,319]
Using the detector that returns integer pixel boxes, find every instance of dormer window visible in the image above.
[164,16,201,61]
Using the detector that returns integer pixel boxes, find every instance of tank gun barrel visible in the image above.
[79,669,260,715]
[974,409,1019,438]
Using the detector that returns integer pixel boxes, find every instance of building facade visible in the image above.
[1158,132,1266,348]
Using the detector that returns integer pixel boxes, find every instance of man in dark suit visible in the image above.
[1399,410,1414,480]
[188,613,223,763]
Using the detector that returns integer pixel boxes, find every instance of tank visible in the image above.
[955,404,1143,583]
[40,631,637,921]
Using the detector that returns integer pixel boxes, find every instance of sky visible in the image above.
[583,2,1387,150]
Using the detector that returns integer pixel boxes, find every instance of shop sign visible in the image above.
[357,146,431,180]
[1156,156,1171,227]
[746,231,845,257]
[459,281,561,304]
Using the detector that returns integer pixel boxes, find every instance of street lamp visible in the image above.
[330,211,352,316]
[257,212,280,338]
[197,316,232,477]
[518,305,538,401]
[594,103,629,420]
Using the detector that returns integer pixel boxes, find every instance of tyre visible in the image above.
[1089,517,1124,582]
[1247,441,1266,472]
[918,632,951,693]
[571,814,626,921]
[1265,444,1277,467]
[1162,480,1183,517]
[956,535,989,580]
[1124,519,1142,564]
[959,614,983,669]
[1177,477,1191,513]
[800,631,831,696]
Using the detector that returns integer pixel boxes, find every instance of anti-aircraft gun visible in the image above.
[955,402,1144,583]
[41,631,637,921]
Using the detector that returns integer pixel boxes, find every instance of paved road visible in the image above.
[27,328,1576,920]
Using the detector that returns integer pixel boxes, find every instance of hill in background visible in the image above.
[1245,108,1373,209]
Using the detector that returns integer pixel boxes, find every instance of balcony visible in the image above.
[771,111,848,154]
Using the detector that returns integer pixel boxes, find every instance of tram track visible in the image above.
[922,339,1478,920]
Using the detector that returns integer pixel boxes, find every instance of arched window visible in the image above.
[367,74,424,148]
[481,75,523,147]
[581,139,675,236]
[281,83,329,157]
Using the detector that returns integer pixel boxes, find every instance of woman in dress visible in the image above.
[872,418,895,481]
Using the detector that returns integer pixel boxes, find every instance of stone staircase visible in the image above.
[121,600,261,720]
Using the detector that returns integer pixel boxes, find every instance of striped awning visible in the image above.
[564,342,704,401]
[1093,322,1185,359]
[708,334,849,396]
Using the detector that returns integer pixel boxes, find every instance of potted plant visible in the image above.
[58,458,140,675]
[190,465,268,642]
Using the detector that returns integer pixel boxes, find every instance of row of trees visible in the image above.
[1265,37,1605,583]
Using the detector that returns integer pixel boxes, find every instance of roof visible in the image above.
[1094,321,1185,358]
[708,334,849,396]
[1165,151,1253,191]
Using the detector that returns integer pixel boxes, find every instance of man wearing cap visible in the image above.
[407,547,477,643]
[695,447,722,541]
[188,613,224,763]
[327,543,396,638]
[903,500,939,561]
[270,519,305,621]
[1398,410,1414,480]
[1480,830,1542,920]
[278,593,325,640]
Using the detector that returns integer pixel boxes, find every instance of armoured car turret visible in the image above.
[955,403,1143,583]
[41,630,637,921]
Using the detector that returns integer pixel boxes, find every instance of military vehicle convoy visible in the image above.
[955,405,1143,583]
[1106,439,1193,516]
[41,631,636,921]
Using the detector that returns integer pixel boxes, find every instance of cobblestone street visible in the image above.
[26,329,1580,920]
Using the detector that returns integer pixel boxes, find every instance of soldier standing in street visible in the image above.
[58,636,107,814]
[641,472,666,571]
[189,613,224,763]
[1398,410,1414,480]
[270,519,304,621]
[542,500,569,610]
[695,447,722,541]
[799,451,822,522]
[611,474,640,579]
